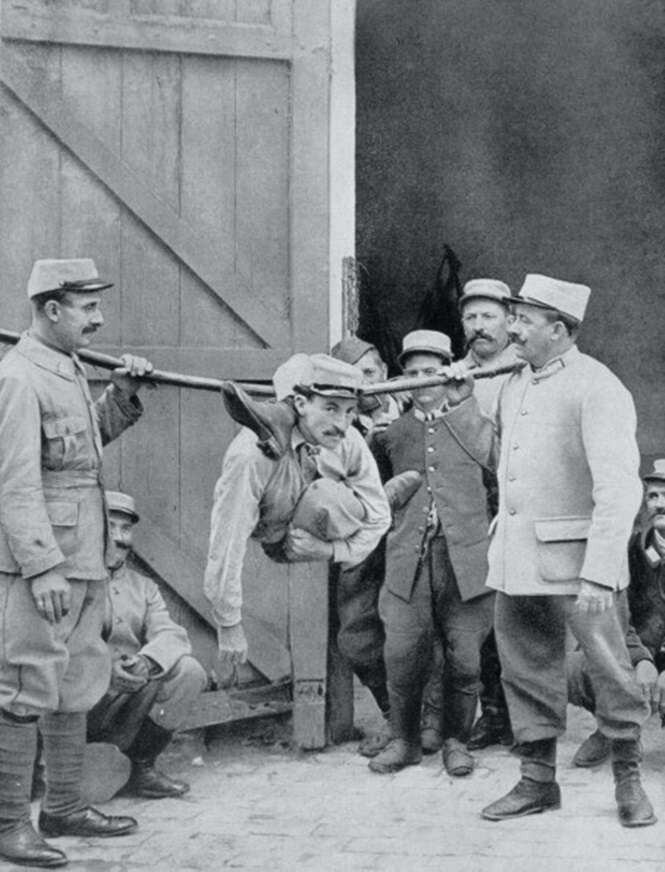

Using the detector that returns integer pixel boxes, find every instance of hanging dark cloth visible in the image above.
[414,244,465,359]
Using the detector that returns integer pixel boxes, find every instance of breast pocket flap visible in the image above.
[43,416,87,438]
[534,516,591,542]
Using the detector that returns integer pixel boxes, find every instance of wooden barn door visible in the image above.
[0,0,355,747]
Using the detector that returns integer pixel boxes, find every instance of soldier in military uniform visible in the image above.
[0,259,152,867]
[86,491,207,800]
[369,330,495,777]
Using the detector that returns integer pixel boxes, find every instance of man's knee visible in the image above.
[168,656,207,694]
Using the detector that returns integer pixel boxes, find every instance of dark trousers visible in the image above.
[495,592,649,744]
[333,544,387,696]
[380,536,494,742]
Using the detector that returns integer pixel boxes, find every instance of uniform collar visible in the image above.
[291,427,321,455]
[530,344,580,383]
[17,331,82,381]
[413,403,447,422]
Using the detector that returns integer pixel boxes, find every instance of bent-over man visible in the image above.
[204,354,391,669]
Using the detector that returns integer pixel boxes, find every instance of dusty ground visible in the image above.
[6,688,665,871]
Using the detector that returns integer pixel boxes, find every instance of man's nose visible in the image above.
[91,309,104,326]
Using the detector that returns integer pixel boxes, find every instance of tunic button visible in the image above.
[509,508,516,515]
[508,475,516,482]
[115,617,122,623]
[428,427,435,434]
[427,446,434,453]
[512,443,519,450]
[423,507,429,513]
[428,466,435,472]
[521,409,528,416]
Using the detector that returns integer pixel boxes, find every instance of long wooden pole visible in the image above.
[0,328,521,397]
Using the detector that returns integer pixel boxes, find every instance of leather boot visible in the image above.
[420,706,443,755]
[0,821,67,868]
[125,719,190,799]
[369,688,422,774]
[441,689,477,776]
[467,712,513,750]
[611,739,656,827]
[481,738,560,820]
[358,715,392,758]
[572,729,611,768]
[221,383,296,459]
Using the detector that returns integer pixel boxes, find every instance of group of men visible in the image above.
[1,256,664,867]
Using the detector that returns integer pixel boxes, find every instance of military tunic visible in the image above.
[0,333,142,715]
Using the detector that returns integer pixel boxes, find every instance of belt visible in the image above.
[42,469,102,488]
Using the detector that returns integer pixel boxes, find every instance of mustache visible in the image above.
[322,428,344,438]
[82,327,98,334]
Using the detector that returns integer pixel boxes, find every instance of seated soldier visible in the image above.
[86,491,207,799]
[572,459,665,765]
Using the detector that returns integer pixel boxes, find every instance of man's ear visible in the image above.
[43,300,60,323]
[292,394,307,415]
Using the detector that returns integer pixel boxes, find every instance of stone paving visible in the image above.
[5,691,665,871]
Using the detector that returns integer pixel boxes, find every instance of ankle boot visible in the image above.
[611,738,656,827]
[125,719,189,799]
[221,383,296,459]
[369,687,422,773]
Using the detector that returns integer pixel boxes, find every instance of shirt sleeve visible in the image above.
[0,374,64,577]
[203,430,273,628]
[331,428,391,568]
[137,576,193,674]
[579,376,643,589]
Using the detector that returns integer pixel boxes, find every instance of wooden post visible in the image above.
[288,561,329,749]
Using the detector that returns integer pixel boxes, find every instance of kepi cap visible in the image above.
[331,336,378,366]
[516,274,590,323]
[105,490,139,523]
[459,278,512,309]
[28,258,113,300]
[273,353,362,400]
[643,459,665,485]
[398,330,452,369]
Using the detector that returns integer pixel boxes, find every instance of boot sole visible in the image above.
[1,856,67,869]
[619,813,657,828]
[482,800,561,821]
[368,757,422,774]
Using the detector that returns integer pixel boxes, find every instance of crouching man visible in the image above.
[87,491,207,799]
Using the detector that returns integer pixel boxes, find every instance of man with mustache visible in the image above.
[421,279,518,754]
[369,330,495,776]
[446,274,655,827]
[204,353,391,671]
[0,259,153,867]
[571,460,665,766]
[84,490,207,799]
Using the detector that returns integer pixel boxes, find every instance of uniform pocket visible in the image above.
[42,416,88,469]
[534,516,590,582]
[45,499,79,560]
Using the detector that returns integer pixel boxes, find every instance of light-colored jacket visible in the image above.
[106,564,192,675]
[0,333,142,580]
[454,345,642,595]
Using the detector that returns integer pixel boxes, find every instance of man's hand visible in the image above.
[110,655,149,693]
[30,569,71,623]
[440,362,474,407]
[217,623,248,666]
[635,659,658,705]
[110,354,154,397]
[574,579,614,614]
[284,528,334,562]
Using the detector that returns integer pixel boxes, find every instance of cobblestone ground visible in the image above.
[7,688,665,872]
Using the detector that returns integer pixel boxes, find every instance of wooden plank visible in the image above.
[288,561,329,750]
[182,684,292,731]
[289,0,331,352]
[1,3,292,60]
[179,53,245,349]
[235,57,290,323]
[135,516,292,683]
[0,41,59,331]
[0,47,290,348]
